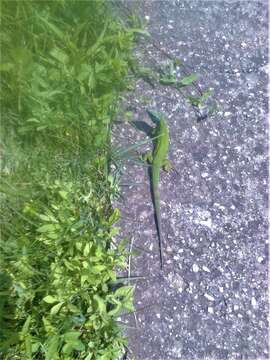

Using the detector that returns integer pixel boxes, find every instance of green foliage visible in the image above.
[159,61,198,87]
[131,57,216,116]
[1,181,133,359]
[157,60,217,115]
[0,1,137,358]
[1,0,135,154]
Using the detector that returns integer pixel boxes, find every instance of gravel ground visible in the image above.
[114,1,269,359]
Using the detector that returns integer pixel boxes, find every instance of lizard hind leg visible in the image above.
[162,159,172,172]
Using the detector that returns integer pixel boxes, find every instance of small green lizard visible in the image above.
[143,109,172,270]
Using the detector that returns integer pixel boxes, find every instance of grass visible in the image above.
[0,1,137,359]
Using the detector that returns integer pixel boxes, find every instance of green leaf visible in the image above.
[87,20,108,56]
[42,317,54,334]
[50,302,64,316]
[160,76,177,85]
[81,273,89,286]
[114,286,135,312]
[47,232,58,240]
[93,294,106,315]
[129,28,150,37]
[77,63,92,82]
[37,15,65,41]
[187,96,201,106]
[0,62,14,72]
[174,58,182,66]
[26,118,40,124]
[20,315,31,337]
[115,285,134,298]
[73,340,85,351]
[92,265,106,273]
[32,341,40,353]
[169,61,175,77]
[63,331,81,342]
[62,332,85,353]
[38,214,57,223]
[46,335,60,360]
[108,208,121,225]
[67,303,80,313]
[43,295,58,304]
[38,214,51,221]
[108,303,121,316]
[88,70,95,90]
[179,73,198,86]
[62,339,85,355]
[50,48,69,64]
[10,47,32,66]
[187,90,213,108]
[58,190,68,200]
[37,224,57,233]
[25,336,32,358]
[83,243,90,256]
[62,343,73,355]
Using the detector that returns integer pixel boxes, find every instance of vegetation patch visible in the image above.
[0,1,136,358]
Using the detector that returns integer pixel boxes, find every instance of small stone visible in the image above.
[200,218,212,228]
[204,293,215,301]
[192,264,199,272]
[202,265,210,272]
[251,297,257,307]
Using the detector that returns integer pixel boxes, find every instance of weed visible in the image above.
[0,1,137,358]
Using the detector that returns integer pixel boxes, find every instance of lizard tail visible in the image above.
[153,189,163,270]
[152,164,163,270]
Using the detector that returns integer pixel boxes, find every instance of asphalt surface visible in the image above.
[115,1,269,359]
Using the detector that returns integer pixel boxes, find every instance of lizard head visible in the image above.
[146,109,165,125]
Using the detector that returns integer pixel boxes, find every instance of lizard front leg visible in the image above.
[163,159,180,175]
[141,151,153,164]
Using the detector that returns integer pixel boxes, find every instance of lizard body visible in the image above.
[144,110,171,270]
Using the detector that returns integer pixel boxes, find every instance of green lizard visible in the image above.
[142,109,172,270]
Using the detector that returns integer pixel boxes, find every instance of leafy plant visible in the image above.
[0,1,138,358]
[1,180,133,359]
